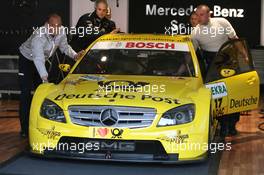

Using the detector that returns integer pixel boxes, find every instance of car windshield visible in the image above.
[73,41,196,77]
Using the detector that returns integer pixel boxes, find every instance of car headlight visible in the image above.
[157,104,195,127]
[40,99,66,123]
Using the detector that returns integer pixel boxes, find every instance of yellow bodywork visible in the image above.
[29,34,259,162]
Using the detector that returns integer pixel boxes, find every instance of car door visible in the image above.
[205,39,260,117]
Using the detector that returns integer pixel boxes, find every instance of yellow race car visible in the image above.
[29,34,259,163]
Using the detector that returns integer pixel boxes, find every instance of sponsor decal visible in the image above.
[54,93,180,105]
[230,96,258,109]
[91,41,189,51]
[98,37,175,42]
[214,98,225,117]
[65,76,105,85]
[65,78,89,85]
[65,80,82,85]
[79,75,105,82]
[111,128,124,139]
[125,41,189,51]
[97,128,109,137]
[37,126,61,140]
[157,130,189,144]
[206,82,227,99]
[141,95,180,104]
[125,42,175,49]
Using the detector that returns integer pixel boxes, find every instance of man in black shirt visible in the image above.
[70,0,119,51]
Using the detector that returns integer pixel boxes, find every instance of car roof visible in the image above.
[97,33,191,43]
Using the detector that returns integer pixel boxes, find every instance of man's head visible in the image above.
[190,11,198,27]
[46,14,62,36]
[95,0,108,19]
[196,5,211,25]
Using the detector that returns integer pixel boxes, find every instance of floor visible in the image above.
[0,100,263,175]
[218,110,264,175]
[0,100,27,164]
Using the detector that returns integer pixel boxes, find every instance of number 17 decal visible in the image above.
[214,98,226,117]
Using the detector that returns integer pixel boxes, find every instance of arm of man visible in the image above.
[59,33,78,59]
[109,20,116,31]
[31,36,48,81]
[219,18,238,39]
[219,18,249,61]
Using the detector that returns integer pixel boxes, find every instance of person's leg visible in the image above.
[202,51,217,75]
[260,84,264,114]
[33,66,42,89]
[18,53,34,137]
[228,113,240,136]
[219,115,229,137]
[21,64,42,137]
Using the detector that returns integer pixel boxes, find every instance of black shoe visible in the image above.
[220,127,228,138]
[20,131,28,138]
[228,128,238,136]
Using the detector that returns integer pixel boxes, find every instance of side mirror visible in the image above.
[59,64,71,72]
[220,68,236,78]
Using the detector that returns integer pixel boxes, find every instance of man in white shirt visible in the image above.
[191,5,239,137]
[18,14,84,137]
[191,5,238,68]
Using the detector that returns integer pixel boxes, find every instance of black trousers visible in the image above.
[202,50,240,136]
[219,113,240,136]
[18,53,42,135]
[202,50,217,71]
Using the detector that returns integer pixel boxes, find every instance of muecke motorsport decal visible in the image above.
[157,130,189,144]
[37,126,61,140]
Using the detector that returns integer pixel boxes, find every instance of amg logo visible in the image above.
[100,142,135,152]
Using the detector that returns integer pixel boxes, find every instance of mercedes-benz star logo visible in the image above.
[100,109,119,126]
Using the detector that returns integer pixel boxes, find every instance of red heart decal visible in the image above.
[98,128,108,137]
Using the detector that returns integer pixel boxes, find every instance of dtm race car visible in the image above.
[29,34,259,163]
